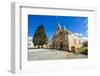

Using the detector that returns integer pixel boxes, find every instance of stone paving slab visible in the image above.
[28,49,88,61]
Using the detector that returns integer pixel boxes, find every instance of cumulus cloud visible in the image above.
[81,36,88,41]
[86,30,88,35]
[74,33,83,37]
[28,36,32,40]
[74,32,88,41]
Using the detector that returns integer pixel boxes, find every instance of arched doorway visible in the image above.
[60,42,63,50]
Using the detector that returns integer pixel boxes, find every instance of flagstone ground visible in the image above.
[28,49,87,61]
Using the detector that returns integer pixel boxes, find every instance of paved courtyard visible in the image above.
[28,49,88,61]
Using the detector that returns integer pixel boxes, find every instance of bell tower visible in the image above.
[56,16,61,34]
[56,23,61,34]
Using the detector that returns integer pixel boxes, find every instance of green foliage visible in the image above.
[33,25,47,47]
[83,41,88,47]
[77,47,88,55]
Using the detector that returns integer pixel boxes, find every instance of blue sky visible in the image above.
[28,15,88,41]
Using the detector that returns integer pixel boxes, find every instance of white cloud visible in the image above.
[86,30,88,35]
[74,32,88,41]
[74,33,83,37]
[28,36,32,40]
[81,36,88,41]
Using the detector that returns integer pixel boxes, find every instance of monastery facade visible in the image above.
[52,23,83,52]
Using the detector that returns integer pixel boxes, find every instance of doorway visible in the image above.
[60,42,63,49]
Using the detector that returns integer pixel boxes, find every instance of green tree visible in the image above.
[83,41,88,47]
[33,25,47,48]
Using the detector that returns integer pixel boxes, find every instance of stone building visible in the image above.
[43,40,52,48]
[28,36,52,49]
[52,23,83,52]
[28,37,34,48]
